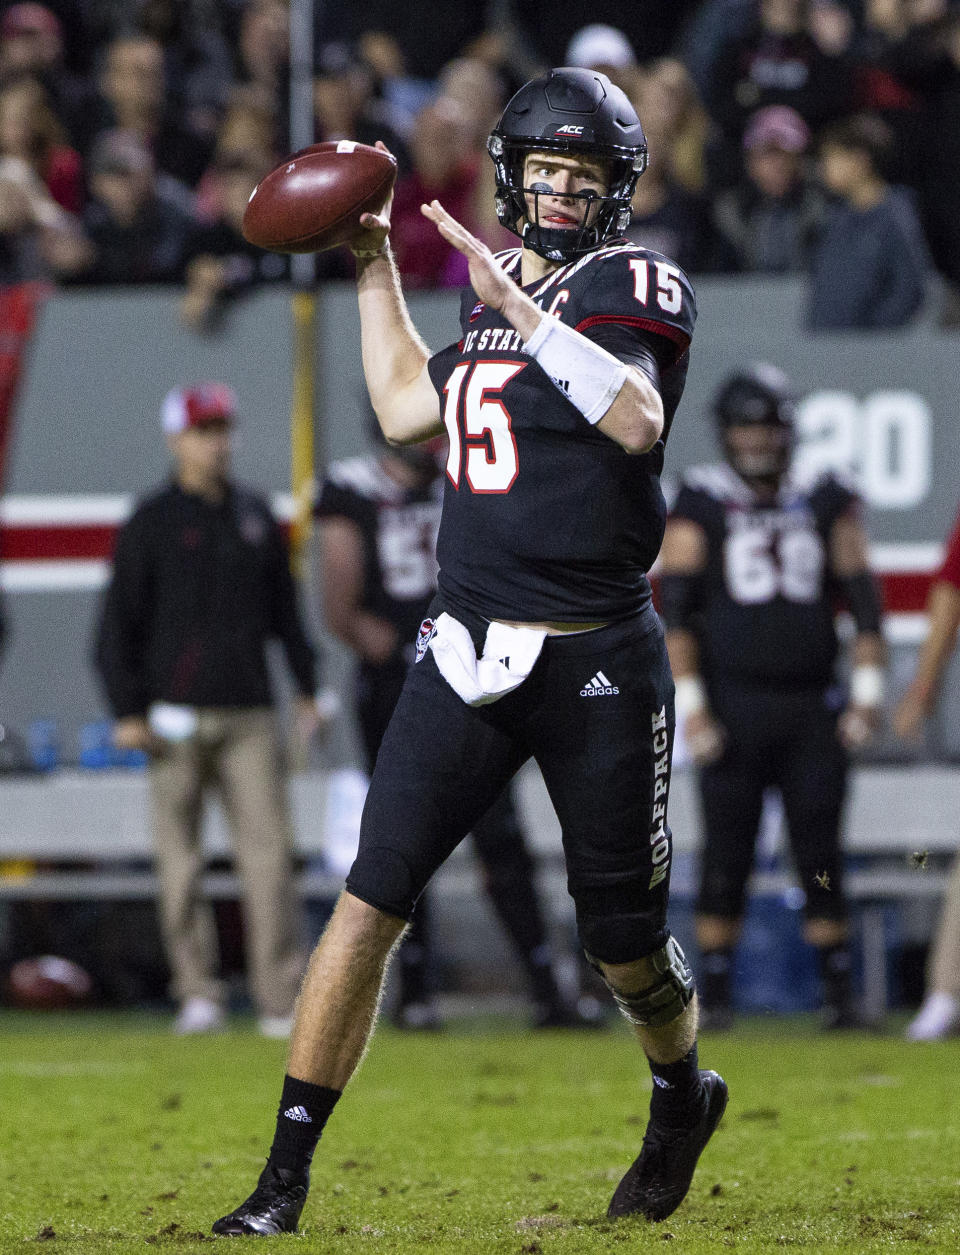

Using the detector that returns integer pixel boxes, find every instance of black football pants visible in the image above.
[347,604,676,964]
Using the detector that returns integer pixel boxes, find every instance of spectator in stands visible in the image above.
[636,58,713,196]
[705,0,854,172]
[847,0,922,171]
[875,4,960,323]
[713,104,826,272]
[0,3,89,142]
[192,82,279,219]
[625,124,735,274]
[893,505,960,1040]
[659,363,886,1030]
[807,112,928,329]
[181,149,288,331]
[436,54,512,251]
[137,0,235,141]
[72,129,194,285]
[626,58,734,273]
[0,98,89,283]
[388,95,481,288]
[82,33,214,191]
[230,0,289,137]
[516,2,698,71]
[680,0,756,103]
[0,75,83,212]
[565,23,640,95]
[94,382,320,1037]
[313,41,410,173]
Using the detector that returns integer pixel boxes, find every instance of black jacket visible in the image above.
[94,481,317,717]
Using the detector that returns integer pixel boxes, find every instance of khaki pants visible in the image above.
[149,707,306,1016]
[929,850,960,997]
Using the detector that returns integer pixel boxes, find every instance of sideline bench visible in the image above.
[1,764,955,1018]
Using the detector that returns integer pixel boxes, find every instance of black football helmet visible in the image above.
[487,67,648,263]
[713,363,797,484]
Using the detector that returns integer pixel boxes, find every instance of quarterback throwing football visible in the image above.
[214,67,727,1237]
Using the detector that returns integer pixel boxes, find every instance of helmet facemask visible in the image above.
[722,422,794,487]
[714,365,798,489]
[488,131,645,263]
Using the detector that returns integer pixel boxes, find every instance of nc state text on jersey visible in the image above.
[461,327,525,354]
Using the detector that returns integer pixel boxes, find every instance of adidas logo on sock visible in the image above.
[580,670,619,697]
[283,1105,313,1123]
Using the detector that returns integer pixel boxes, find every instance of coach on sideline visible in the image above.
[93,382,320,1037]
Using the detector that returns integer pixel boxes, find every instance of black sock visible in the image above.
[267,1075,342,1173]
[818,942,853,1014]
[648,1044,704,1128]
[700,948,733,1012]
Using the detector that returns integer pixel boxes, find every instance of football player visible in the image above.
[214,67,727,1237]
[894,505,960,1041]
[659,364,886,1031]
[315,428,597,1030]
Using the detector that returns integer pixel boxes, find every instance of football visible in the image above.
[5,955,93,1009]
[242,140,397,254]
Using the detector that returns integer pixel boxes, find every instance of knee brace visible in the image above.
[587,935,695,1028]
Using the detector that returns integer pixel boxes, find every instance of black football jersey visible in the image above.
[426,241,696,623]
[669,464,859,685]
[315,456,442,643]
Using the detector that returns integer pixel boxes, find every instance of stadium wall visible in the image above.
[1,279,959,755]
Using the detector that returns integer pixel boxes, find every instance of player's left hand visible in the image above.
[421,200,513,314]
[838,704,882,751]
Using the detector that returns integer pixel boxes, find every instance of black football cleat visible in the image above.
[607,1070,728,1222]
[212,1163,309,1236]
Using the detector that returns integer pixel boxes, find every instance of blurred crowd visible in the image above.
[1,0,959,327]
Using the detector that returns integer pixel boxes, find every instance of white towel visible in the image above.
[148,702,198,741]
[428,612,547,706]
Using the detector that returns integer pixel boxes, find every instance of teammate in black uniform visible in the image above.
[316,435,595,1029]
[659,364,886,1030]
[214,68,727,1237]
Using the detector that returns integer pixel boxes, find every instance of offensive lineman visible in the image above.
[659,365,886,1030]
[213,67,727,1237]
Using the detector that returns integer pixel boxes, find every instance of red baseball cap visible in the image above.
[162,382,237,433]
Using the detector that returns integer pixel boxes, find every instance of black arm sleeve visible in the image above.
[582,324,690,444]
[581,323,665,390]
[837,570,883,635]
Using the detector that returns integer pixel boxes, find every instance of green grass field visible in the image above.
[2,1011,959,1253]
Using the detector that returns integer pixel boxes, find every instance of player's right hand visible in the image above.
[113,716,158,754]
[684,709,725,766]
[351,140,394,256]
[891,683,930,741]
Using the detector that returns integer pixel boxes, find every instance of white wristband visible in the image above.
[522,315,628,425]
[674,675,708,721]
[850,664,885,708]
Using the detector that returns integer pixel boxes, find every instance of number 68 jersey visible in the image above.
[668,463,860,686]
[426,242,696,624]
